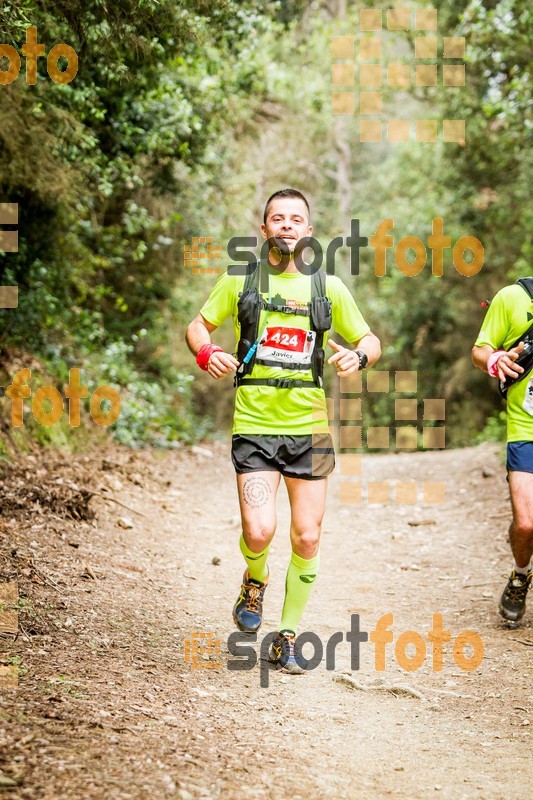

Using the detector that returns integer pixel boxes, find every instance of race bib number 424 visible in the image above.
[257,326,316,366]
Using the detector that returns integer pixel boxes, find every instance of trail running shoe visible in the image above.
[269,630,308,674]
[498,570,532,623]
[232,570,268,633]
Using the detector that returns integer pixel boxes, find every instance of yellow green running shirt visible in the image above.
[199,268,371,435]
[475,284,533,442]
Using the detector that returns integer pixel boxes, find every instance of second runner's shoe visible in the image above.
[269,630,308,674]
[498,569,532,623]
[232,570,268,633]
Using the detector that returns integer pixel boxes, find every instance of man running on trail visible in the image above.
[186,188,381,672]
[472,277,533,624]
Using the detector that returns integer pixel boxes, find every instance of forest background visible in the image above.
[0,0,531,454]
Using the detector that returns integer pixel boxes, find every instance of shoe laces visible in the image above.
[503,572,530,604]
[278,631,298,659]
[243,579,264,613]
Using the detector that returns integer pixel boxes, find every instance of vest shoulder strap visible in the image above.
[516,277,533,300]
[312,268,326,299]
[243,261,260,293]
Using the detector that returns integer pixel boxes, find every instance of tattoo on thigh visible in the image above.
[242,476,272,508]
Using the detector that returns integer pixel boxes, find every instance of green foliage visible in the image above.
[87,338,206,447]
[475,410,507,445]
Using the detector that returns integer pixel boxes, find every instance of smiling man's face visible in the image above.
[260,197,312,253]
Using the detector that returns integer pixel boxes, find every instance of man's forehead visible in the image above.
[267,198,309,218]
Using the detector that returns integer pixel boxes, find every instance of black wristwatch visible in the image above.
[354,349,368,370]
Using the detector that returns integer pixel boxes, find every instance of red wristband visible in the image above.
[196,344,223,371]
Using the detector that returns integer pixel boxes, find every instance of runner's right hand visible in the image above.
[497,341,525,382]
[208,351,240,380]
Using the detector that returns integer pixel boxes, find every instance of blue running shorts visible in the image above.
[506,441,533,474]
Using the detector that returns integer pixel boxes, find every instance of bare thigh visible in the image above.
[237,471,282,548]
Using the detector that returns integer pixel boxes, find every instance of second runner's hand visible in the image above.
[497,341,525,382]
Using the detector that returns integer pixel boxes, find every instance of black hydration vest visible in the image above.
[234,262,332,390]
[499,276,533,397]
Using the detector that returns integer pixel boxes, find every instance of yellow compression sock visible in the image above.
[239,533,270,583]
[279,550,320,634]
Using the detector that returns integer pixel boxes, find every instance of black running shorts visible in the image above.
[231,433,335,481]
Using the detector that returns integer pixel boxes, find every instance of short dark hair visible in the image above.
[263,189,311,224]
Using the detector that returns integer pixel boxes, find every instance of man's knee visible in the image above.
[242,524,275,550]
[293,528,320,557]
[512,517,533,542]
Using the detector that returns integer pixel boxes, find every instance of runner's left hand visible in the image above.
[327,339,360,376]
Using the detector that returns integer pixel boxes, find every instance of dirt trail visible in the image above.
[0,442,530,799]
